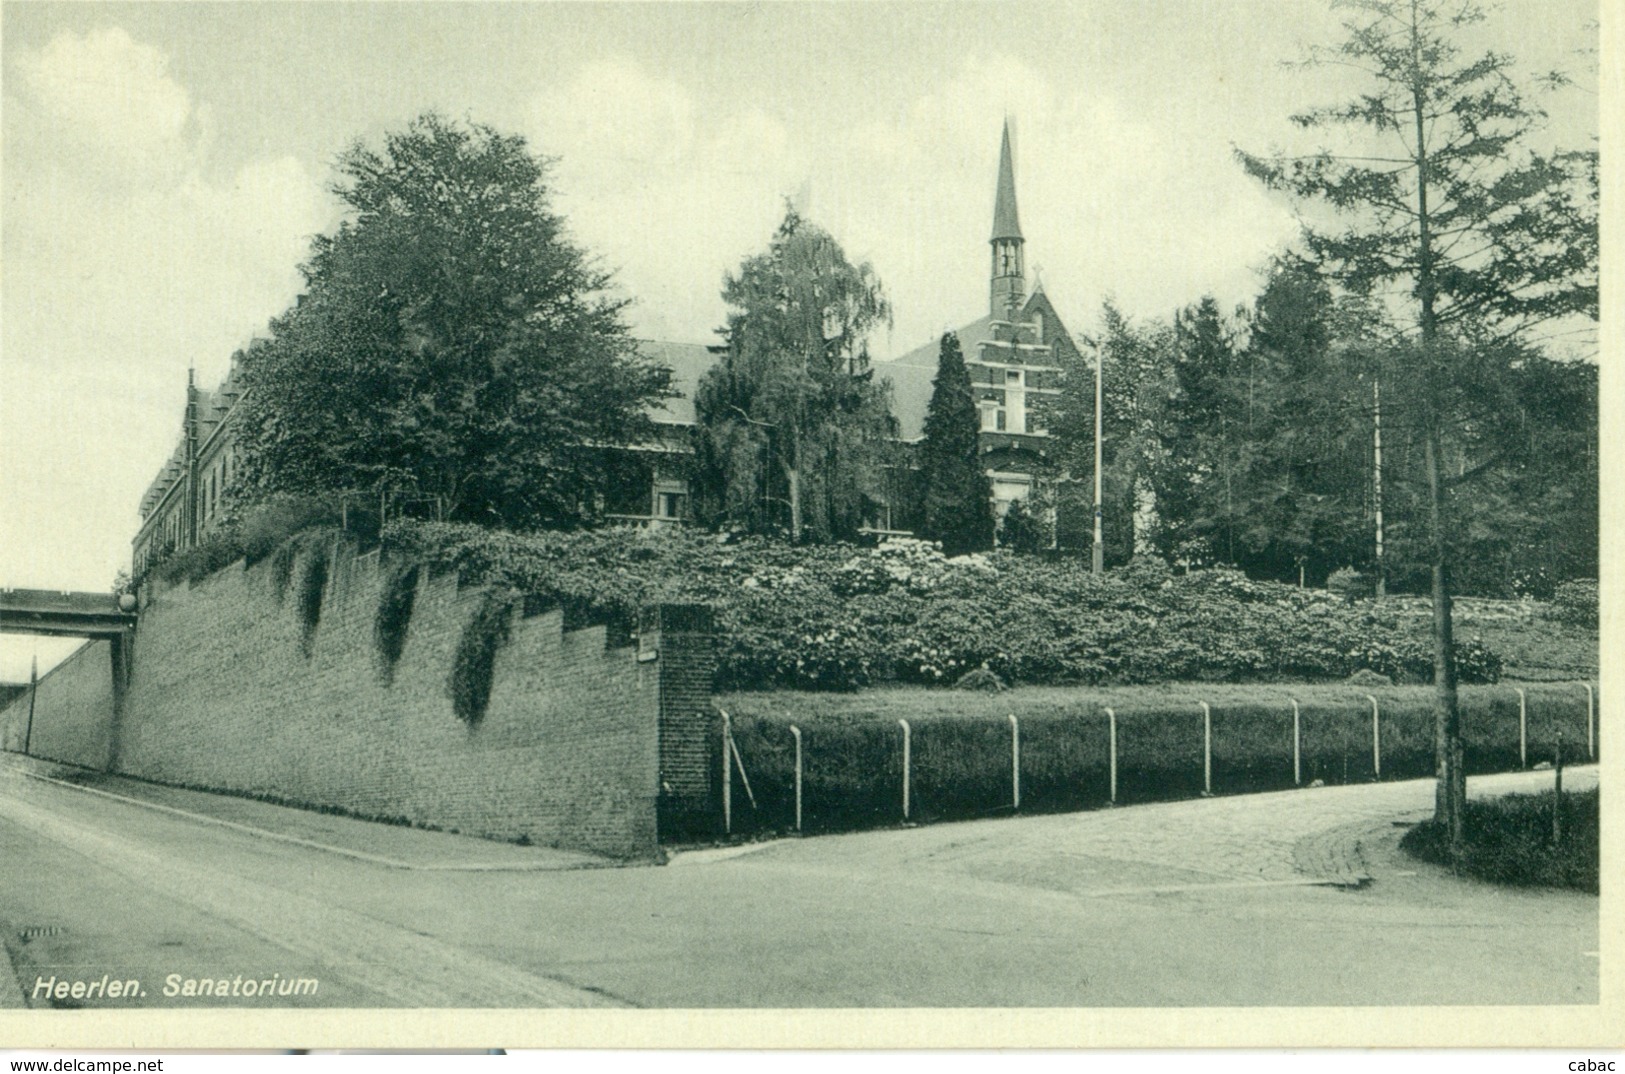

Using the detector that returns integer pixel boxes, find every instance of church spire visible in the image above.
[989,119,1026,317]
[991,119,1023,242]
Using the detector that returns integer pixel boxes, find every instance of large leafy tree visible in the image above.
[1238,0,1598,847]
[693,207,894,543]
[235,113,671,530]
[918,332,994,556]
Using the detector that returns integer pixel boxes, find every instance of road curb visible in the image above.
[5,763,615,873]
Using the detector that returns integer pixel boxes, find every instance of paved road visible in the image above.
[0,754,1599,1009]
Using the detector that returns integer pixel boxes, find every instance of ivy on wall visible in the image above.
[448,588,519,725]
[373,562,420,684]
[295,541,331,658]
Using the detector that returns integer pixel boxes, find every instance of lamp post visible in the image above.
[1092,344,1104,574]
[23,654,37,757]
[1373,376,1386,600]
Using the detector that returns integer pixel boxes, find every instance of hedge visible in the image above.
[381,522,1512,692]
[717,684,1597,836]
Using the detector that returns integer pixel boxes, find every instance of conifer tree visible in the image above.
[998,498,1047,554]
[917,332,994,556]
[1238,0,1597,849]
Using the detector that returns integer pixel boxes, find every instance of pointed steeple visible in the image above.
[991,119,1023,242]
[989,119,1026,317]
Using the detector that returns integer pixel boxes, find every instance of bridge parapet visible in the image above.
[0,588,138,638]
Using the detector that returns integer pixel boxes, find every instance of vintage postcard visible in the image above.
[0,0,1614,1051]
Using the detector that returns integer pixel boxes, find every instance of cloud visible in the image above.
[1,27,329,610]
[520,52,1299,359]
[12,26,200,187]
[525,58,808,343]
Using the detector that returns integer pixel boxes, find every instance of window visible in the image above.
[996,241,1018,276]
[1032,310,1044,343]
[657,492,687,519]
[1006,369,1023,386]
[995,409,1007,432]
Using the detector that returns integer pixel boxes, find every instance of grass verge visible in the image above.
[1399,787,1598,893]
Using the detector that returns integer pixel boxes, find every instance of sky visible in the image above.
[0,1,1600,679]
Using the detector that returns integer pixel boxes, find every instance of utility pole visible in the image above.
[23,654,37,757]
[184,366,200,551]
[1092,345,1104,574]
[1373,377,1386,599]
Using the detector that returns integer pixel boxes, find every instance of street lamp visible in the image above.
[1373,376,1385,600]
[1092,344,1104,574]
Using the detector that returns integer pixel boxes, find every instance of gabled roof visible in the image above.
[136,369,247,520]
[876,315,995,440]
[635,337,959,442]
[636,339,723,425]
[875,293,1084,440]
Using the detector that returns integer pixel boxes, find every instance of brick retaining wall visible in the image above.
[0,639,117,768]
[0,541,718,860]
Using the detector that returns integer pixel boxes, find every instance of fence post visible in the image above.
[898,719,911,821]
[1365,694,1380,779]
[1291,698,1302,786]
[720,710,732,835]
[1515,686,1527,769]
[1583,682,1594,760]
[789,724,803,833]
[1106,707,1118,805]
[1553,730,1564,845]
[1009,713,1021,811]
[1200,701,1212,795]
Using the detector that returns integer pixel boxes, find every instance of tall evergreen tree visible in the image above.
[1153,296,1242,565]
[1232,260,1372,583]
[918,332,994,556]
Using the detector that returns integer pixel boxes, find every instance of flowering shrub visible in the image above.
[382,522,1506,691]
[1549,579,1598,628]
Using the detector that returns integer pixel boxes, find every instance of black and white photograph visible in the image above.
[0,0,1611,1051]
